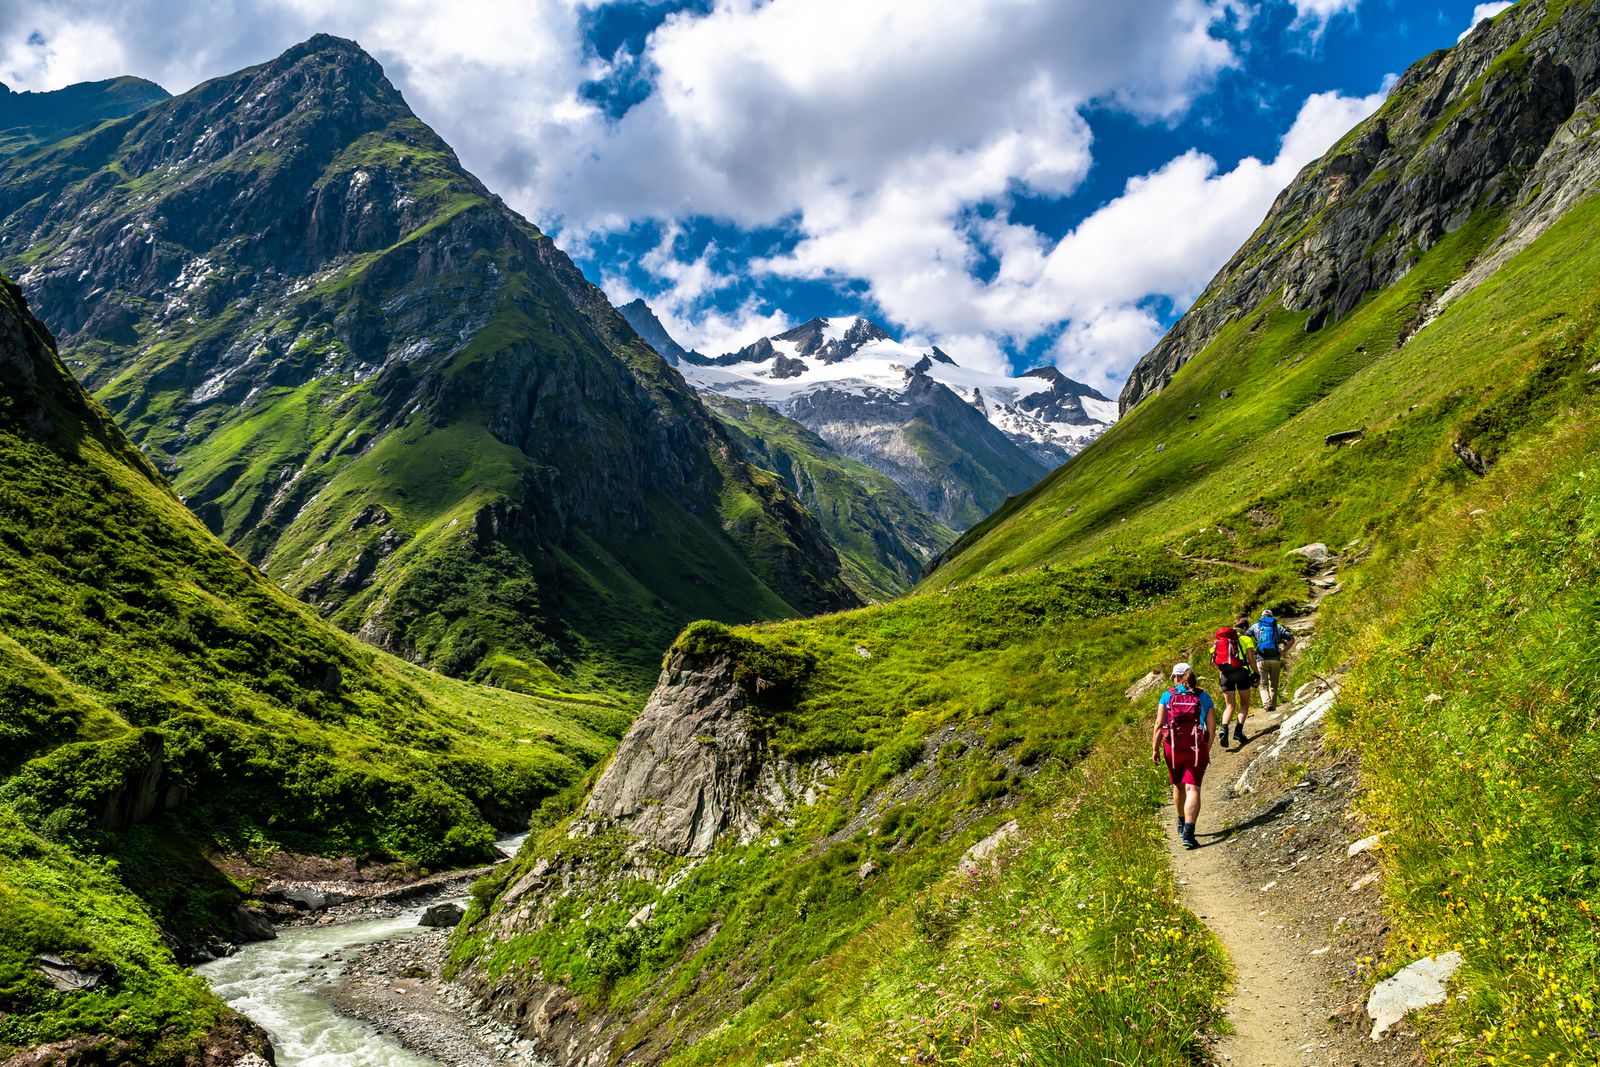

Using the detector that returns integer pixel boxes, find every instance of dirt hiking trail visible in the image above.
[1162,556,1425,1066]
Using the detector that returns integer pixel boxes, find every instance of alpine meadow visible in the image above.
[0,1,1598,1066]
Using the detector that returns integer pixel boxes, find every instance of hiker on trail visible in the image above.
[1249,609,1295,710]
[1152,662,1214,850]
[1213,618,1255,749]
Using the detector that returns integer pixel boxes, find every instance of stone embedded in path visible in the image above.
[1367,951,1464,1039]
[1231,688,1338,795]
[1347,832,1389,858]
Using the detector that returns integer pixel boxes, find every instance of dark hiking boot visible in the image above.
[1219,730,1230,750]
[1181,828,1199,849]
[1233,724,1246,744]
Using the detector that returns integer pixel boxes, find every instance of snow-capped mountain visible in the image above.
[681,315,1117,469]
[643,312,1115,529]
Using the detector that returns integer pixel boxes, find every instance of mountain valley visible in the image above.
[1,1,1598,1065]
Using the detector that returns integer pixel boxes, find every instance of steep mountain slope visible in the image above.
[1119,0,1594,411]
[683,315,1114,527]
[700,393,956,599]
[0,37,854,695]
[0,77,169,158]
[455,4,1600,1065]
[0,270,620,1062]
[618,298,700,365]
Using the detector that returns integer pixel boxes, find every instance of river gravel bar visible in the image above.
[323,928,548,1066]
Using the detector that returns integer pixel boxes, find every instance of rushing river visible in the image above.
[197,834,529,1067]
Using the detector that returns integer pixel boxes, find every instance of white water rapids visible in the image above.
[196,833,530,1067]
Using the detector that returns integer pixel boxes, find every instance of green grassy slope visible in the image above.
[0,272,621,1060]
[461,3,1600,1061]
[702,394,956,600]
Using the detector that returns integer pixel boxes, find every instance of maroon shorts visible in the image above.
[1167,761,1206,786]
[1164,738,1210,786]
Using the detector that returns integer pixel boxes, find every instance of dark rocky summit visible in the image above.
[1121,0,1600,411]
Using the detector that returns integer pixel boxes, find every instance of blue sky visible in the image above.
[0,0,1516,387]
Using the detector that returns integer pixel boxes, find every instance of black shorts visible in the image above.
[1219,664,1254,692]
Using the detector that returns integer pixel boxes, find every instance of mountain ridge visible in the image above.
[1118,0,1595,412]
[670,310,1115,527]
[0,35,857,692]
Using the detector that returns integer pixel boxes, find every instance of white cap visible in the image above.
[1172,662,1192,677]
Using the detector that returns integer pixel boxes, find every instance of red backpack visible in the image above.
[1213,627,1245,667]
[1163,687,1209,768]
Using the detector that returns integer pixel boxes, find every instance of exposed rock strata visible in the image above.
[1122,0,1600,411]
[577,651,826,857]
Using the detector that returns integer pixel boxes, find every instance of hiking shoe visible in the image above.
[1218,730,1230,750]
[1233,724,1246,744]
[1181,831,1199,850]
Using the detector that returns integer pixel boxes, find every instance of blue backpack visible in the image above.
[1256,615,1280,655]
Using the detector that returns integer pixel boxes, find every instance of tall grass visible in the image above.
[1316,416,1600,1064]
[693,731,1228,1067]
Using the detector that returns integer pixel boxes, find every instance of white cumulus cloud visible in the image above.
[1460,1,1516,41]
[0,0,1385,388]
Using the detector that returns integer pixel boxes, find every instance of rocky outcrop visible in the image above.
[616,298,696,365]
[1121,0,1600,411]
[577,650,823,857]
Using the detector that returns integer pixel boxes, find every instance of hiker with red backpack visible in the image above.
[1248,609,1294,710]
[1213,618,1256,749]
[1151,662,1215,850]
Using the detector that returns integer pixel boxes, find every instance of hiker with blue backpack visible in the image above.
[1249,609,1295,710]
[1152,662,1215,850]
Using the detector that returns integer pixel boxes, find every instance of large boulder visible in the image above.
[419,902,464,928]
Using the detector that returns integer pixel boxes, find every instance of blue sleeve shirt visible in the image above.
[1159,685,1215,729]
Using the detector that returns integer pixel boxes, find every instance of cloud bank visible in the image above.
[0,0,1391,385]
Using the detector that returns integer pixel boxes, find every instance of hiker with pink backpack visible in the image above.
[1152,662,1215,849]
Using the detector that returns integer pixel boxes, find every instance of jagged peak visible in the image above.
[280,33,379,67]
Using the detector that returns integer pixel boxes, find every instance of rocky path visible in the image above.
[1163,554,1424,1065]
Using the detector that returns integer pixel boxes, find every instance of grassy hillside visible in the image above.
[459,4,1600,1060]
[703,394,956,600]
[0,271,622,1061]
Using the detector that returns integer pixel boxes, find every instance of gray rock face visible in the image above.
[230,906,277,942]
[616,298,692,365]
[1121,0,1600,411]
[35,954,109,992]
[579,652,816,857]
[789,373,1047,528]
